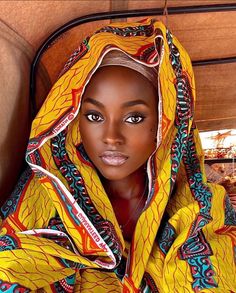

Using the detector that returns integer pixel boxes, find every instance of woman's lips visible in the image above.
[100,151,128,166]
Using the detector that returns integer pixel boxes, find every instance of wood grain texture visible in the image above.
[0,1,111,48]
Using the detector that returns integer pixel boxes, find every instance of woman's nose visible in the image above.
[102,122,124,145]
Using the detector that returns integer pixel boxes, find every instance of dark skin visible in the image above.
[79,66,158,241]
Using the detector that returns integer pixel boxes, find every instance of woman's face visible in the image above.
[79,65,158,181]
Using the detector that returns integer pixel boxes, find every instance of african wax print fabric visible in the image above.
[0,19,235,293]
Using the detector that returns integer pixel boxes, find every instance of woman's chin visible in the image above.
[97,167,129,182]
[100,173,127,182]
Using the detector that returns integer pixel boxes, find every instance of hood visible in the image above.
[25,18,207,287]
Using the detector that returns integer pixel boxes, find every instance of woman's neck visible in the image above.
[100,166,147,201]
[100,166,148,241]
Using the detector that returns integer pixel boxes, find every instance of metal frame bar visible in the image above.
[193,56,236,66]
[30,3,236,113]
[205,158,235,165]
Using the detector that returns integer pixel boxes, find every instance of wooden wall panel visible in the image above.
[195,63,236,131]
[0,1,111,48]
[168,11,236,61]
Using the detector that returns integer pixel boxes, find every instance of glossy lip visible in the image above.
[99,151,128,166]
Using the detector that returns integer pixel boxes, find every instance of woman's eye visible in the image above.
[85,113,103,122]
[125,115,144,124]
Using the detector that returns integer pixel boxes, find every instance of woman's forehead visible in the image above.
[82,66,158,107]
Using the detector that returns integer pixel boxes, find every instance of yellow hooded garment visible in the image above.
[0,19,235,292]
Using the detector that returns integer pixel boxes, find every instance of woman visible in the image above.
[0,19,235,292]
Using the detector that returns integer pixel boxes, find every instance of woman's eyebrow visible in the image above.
[83,97,104,108]
[122,99,149,108]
